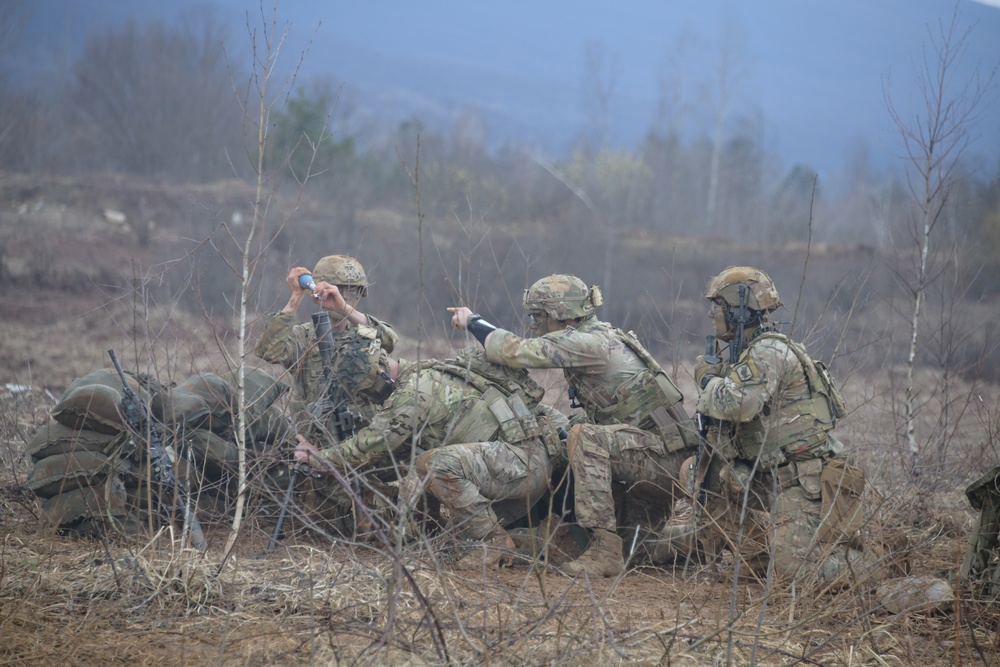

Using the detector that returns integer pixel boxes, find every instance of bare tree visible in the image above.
[580,39,618,152]
[703,17,751,231]
[885,2,998,476]
[70,11,243,181]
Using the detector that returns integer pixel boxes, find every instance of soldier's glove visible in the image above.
[694,355,724,391]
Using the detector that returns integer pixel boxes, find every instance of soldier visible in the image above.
[254,254,398,427]
[255,255,398,536]
[449,274,699,577]
[689,266,955,608]
[295,346,568,566]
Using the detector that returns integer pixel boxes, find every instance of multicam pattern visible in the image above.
[315,362,481,471]
[703,266,783,312]
[253,311,398,424]
[312,254,369,295]
[694,331,871,587]
[310,357,563,476]
[309,357,567,540]
[696,334,803,423]
[568,422,688,533]
[488,319,651,419]
[696,333,838,462]
[486,316,696,534]
[417,440,553,539]
[521,274,599,320]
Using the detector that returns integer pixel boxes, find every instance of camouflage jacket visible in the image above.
[696,331,841,465]
[485,317,693,449]
[253,310,398,423]
[313,359,567,473]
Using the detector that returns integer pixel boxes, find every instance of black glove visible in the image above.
[694,355,723,390]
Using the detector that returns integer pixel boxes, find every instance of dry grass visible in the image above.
[3,376,999,667]
[2,173,1000,665]
[2,509,997,666]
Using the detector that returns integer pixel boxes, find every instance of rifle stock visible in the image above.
[108,349,208,551]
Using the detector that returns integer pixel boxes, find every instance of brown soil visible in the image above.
[1,172,997,666]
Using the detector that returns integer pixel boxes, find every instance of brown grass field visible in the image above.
[1,173,999,665]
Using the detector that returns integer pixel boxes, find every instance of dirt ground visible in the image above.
[1,379,997,667]
[1,511,996,667]
[1,172,998,666]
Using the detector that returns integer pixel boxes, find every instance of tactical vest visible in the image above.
[401,358,561,458]
[729,332,844,465]
[294,321,388,430]
[568,323,694,452]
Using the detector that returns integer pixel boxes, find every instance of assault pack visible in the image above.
[23,363,290,542]
[961,465,1000,599]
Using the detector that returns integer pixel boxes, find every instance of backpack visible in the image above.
[961,465,1000,599]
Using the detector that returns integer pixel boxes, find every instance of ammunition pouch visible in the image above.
[818,458,866,543]
[446,387,541,447]
[773,457,824,499]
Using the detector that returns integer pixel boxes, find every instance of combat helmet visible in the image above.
[704,266,782,313]
[522,274,604,321]
[312,255,369,297]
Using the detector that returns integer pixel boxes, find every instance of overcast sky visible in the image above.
[12,0,1000,180]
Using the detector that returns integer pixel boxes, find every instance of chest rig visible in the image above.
[727,332,846,466]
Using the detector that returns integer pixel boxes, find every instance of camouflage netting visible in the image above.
[23,366,291,539]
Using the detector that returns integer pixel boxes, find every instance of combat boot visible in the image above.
[456,527,517,571]
[561,528,625,577]
[509,514,588,566]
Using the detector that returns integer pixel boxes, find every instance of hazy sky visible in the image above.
[13,0,1000,179]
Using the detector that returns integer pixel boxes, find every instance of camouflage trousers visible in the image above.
[568,423,693,534]
[414,439,552,540]
[698,456,887,589]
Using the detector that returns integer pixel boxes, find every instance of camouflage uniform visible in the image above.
[692,267,882,588]
[255,255,399,535]
[254,313,396,424]
[253,254,398,428]
[308,349,567,540]
[695,331,881,585]
[483,276,698,549]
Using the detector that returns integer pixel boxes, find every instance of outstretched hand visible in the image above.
[447,306,473,329]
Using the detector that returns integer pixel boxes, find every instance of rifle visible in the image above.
[108,349,208,551]
[686,335,724,559]
[692,335,720,497]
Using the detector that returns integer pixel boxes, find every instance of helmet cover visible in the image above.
[522,274,603,321]
[312,255,369,297]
